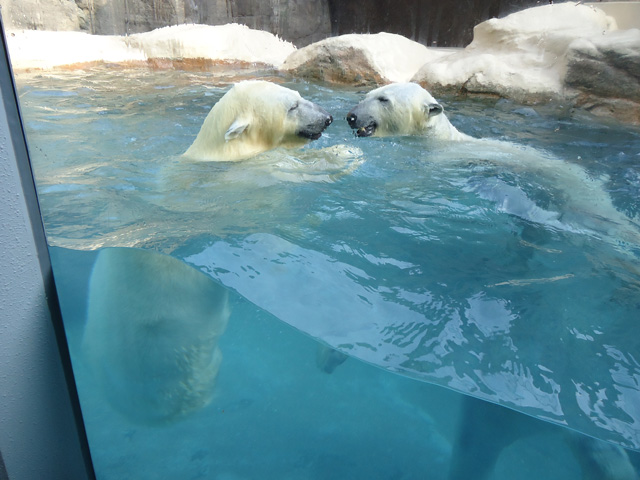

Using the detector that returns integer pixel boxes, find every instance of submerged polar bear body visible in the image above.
[347,82,640,249]
[83,248,230,423]
[184,80,333,161]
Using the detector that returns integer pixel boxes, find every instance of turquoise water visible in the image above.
[16,67,640,478]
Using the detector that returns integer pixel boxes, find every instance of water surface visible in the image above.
[15,67,640,478]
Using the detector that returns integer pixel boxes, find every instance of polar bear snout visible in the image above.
[346,110,377,137]
[295,102,334,140]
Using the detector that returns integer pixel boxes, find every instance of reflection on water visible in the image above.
[15,67,640,477]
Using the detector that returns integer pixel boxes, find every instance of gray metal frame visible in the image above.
[0,20,95,480]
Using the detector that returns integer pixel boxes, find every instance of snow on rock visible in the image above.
[278,2,638,122]
[6,24,296,71]
[411,2,619,101]
[281,32,454,85]
[6,30,145,70]
[413,2,616,100]
[126,24,296,68]
[5,4,638,122]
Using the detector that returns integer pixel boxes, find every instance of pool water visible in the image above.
[16,67,640,479]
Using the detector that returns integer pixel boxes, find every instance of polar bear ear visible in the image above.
[424,102,444,117]
[224,119,250,141]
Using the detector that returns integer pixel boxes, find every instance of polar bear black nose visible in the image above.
[325,115,333,127]
[347,113,357,127]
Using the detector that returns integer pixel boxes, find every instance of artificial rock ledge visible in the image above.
[282,2,640,124]
[5,2,639,123]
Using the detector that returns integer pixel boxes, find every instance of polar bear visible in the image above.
[346,82,640,250]
[184,80,334,161]
[316,343,639,479]
[346,82,470,140]
[449,394,640,480]
[83,248,230,423]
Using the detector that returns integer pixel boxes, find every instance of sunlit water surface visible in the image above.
[16,67,640,479]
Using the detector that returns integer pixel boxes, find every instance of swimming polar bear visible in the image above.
[347,82,470,140]
[342,79,640,480]
[347,82,640,250]
[184,80,333,162]
[157,80,364,217]
[449,394,640,480]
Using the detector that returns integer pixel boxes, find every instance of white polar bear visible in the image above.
[448,394,640,480]
[184,80,334,161]
[157,80,362,217]
[347,82,471,140]
[347,82,640,250]
[83,248,230,423]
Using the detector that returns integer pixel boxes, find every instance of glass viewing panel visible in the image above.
[3,2,640,479]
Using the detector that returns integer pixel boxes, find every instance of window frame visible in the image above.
[0,19,95,480]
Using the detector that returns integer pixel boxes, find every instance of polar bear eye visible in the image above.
[289,102,299,112]
[377,96,389,104]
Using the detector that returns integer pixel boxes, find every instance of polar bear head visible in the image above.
[184,80,333,161]
[346,82,468,141]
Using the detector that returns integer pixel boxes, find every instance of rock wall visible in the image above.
[0,0,561,47]
[0,0,87,31]
[0,0,635,53]
[327,0,544,47]
[565,29,640,122]
[0,0,331,46]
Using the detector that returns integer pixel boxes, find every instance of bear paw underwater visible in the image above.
[83,248,230,423]
[184,80,333,162]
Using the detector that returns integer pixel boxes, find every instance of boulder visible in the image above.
[126,23,296,68]
[6,24,296,71]
[281,32,454,85]
[564,29,640,123]
[5,30,145,70]
[411,2,619,102]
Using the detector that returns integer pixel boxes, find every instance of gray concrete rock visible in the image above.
[563,29,640,123]
[565,29,640,103]
[282,33,452,86]
[0,0,330,47]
